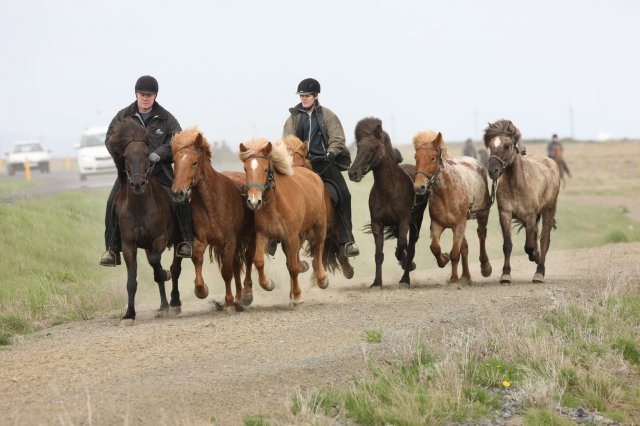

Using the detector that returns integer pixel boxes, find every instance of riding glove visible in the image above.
[149,152,161,163]
[326,151,336,162]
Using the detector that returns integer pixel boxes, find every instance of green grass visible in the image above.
[0,178,40,195]
[363,329,382,343]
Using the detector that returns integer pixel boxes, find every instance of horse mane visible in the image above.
[107,118,148,167]
[238,138,293,175]
[412,131,448,157]
[172,127,212,163]
[355,117,400,157]
[483,119,521,148]
[281,135,307,158]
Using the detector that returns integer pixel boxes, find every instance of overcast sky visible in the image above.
[1,0,638,156]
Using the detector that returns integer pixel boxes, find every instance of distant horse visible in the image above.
[551,144,570,189]
[484,119,560,284]
[348,117,428,288]
[282,135,354,279]
[171,128,256,311]
[107,118,183,323]
[413,131,492,283]
[239,139,328,306]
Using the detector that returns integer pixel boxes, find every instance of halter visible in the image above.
[414,145,443,194]
[243,155,275,195]
[125,141,155,185]
[488,134,519,178]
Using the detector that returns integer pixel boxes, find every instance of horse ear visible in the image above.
[374,123,383,139]
[434,132,444,148]
[264,141,273,155]
[239,143,248,153]
[194,132,203,149]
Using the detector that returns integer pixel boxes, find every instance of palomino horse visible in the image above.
[282,135,354,279]
[239,139,329,306]
[107,118,183,323]
[484,119,560,284]
[413,131,492,283]
[171,128,256,311]
[348,117,428,288]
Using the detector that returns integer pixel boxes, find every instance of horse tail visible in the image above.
[362,223,399,240]
[322,228,341,273]
[210,245,224,269]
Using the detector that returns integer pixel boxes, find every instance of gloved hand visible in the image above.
[149,152,161,163]
[326,151,336,162]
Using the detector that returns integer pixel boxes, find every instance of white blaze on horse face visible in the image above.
[492,137,502,150]
[250,158,259,170]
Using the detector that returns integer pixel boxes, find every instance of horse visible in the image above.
[171,128,256,311]
[484,119,560,284]
[413,131,492,283]
[348,117,428,288]
[282,135,354,279]
[239,139,329,306]
[107,118,183,323]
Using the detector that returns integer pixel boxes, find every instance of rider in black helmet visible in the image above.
[99,75,194,266]
[281,78,359,258]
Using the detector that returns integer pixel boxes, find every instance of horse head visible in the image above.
[171,128,211,203]
[282,135,311,169]
[412,131,445,196]
[239,139,275,210]
[483,119,522,180]
[108,118,152,195]
[348,117,388,182]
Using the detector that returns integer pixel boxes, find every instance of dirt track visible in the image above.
[1,242,639,425]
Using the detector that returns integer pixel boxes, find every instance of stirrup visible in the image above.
[100,250,120,267]
[176,242,193,258]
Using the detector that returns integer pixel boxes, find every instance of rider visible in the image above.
[462,138,477,158]
[281,78,359,258]
[99,75,194,267]
[546,133,571,177]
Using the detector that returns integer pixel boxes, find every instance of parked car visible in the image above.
[75,126,116,181]
[6,141,51,175]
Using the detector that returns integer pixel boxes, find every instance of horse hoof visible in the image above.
[170,305,182,315]
[370,283,382,290]
[409,261,416,271]
[213,301,224,311]
[317,276,329,289]
[438,253,450,268]
[481,262,492,277]
[499,274,512,285]
[233,302,246,312]
[260,279,275,291]
[299,260,309,273]
[458,276,471,286]
[532,272,545,283]
[120,318,135,327]
[156,309,169,318]
[164,269,172,281]
[291,297,303,307]
[399,280,410,288]
[195,284,209,299]
[240,293,253,306]
[342,265,354,279]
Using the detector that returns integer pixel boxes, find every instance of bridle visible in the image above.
[243,155,275,195]
[488,134,519,179]
[125,141,155,186]
[414,145,443,193]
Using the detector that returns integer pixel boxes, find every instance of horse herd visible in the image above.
[108,117,560,323]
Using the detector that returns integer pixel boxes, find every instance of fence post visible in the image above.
[24,159,32,182]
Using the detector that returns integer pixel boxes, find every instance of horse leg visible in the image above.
[448,224,467,283]
[400,205,426,286]
[498,210,514,284]
[397,218,411,287]
[169,254,182,314]
[524,217,540,264]
[254,233,274,291]
[192,238,209,299]
[282,238,302,306]
[371,221,385,288]
[430,222,449,269]
[311,225,329,289]
[477,212,492,277]
[533,207,556,283]
[220,242,236,312]
[240,235,256,305]
[122,244,138,323]
[145,248,170,313]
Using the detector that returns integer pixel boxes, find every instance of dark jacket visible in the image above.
[106,100,181,186]
[283,102,351,170]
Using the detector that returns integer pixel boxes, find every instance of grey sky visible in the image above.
[1,0,638,156]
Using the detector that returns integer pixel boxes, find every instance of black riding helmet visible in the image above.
[135,75,159,94]
[296,78,321,95]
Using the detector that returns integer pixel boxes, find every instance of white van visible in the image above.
[75,126,116,181]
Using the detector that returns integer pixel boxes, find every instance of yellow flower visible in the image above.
[503,380,511,388]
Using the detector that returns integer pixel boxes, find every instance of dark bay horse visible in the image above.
[239,139,328,306]
[413,131,492,283]
[107,118,183,323]
[282,135,354,279]
[484,119,560,284]
[171,128,256,311]
[348,117,428,288]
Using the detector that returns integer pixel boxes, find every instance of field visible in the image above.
[0,141,639,425]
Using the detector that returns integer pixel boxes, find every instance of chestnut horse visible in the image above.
[171,128,256,311]
[413,131,492,283]
[239,139,328,306]
[282,135,354,279]
[348,117,428,288]
[107,118,183,323]
[484,119,560,284]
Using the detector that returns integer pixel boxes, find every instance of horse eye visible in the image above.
[191,161,197,168]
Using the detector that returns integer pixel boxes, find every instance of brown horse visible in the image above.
[171,128,256,311]
[107,118,183,323]
[551,143,570,189]
[484,119,560,284]
[239,139,329,306]
[282,135,354,279]
[348,117,428,288]
[413,131,492,283]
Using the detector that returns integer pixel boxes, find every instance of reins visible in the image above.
[125,141,155,185]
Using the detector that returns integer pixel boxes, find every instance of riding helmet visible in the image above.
[296,78,321,95]
[135,75,159,94]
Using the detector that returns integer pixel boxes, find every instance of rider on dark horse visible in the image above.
[546,133,571,177]
[100,75,193,267]
[282,78,359,258]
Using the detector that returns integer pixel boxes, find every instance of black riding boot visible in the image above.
[175,201,194,258]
